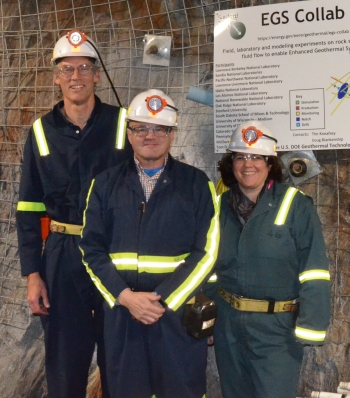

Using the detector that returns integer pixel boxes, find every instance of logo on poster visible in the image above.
[230,22,247,40]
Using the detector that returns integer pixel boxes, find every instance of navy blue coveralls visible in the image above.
[79,155,220,398]
[16,96,132,398]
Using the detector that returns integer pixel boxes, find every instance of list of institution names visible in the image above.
[215,62,286,151]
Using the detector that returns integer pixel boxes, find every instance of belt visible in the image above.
[50,220,83,236]
[218,286,299,314]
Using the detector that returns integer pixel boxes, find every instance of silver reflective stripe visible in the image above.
[274,187,298,225]
[33,118,50,156]
[116,108,127,149]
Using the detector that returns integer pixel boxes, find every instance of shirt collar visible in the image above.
[134,155,168,174]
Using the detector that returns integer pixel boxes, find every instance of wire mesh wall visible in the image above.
[0,0,233,329]
[0,0,349,396]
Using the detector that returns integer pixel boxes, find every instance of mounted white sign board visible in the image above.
[214,0,350,152]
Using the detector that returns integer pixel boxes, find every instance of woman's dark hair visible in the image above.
[218,152,283,187]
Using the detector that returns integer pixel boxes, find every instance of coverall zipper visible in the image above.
[135,201,146,290]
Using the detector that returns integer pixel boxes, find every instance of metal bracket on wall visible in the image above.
[143,34,172,66]
[280,150,323,185]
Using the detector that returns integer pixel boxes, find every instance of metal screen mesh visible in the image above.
[1,1,348,396]
[0,0,234,329]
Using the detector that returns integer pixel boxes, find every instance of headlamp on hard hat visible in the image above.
[146,95,178,115]
[242,126,277,146]
[67,30,87,47]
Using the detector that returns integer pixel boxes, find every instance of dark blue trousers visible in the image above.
[40,234,98,398]
[98,304,207,398]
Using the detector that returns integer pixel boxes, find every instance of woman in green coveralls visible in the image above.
[210,120,330,398]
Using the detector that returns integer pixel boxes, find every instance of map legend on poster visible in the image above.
[289,89,325,130]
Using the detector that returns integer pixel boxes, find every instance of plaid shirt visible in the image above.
[134,156,168,202]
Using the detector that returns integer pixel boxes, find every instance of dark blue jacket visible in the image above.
[16,96,132,276]
[79,155,220,312]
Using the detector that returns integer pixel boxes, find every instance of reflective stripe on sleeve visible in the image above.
[109,253,190,273]
[17,201,46,212]
[274,187,299,225]
[166,181,220,311]
[295,326,326,342]
[109,253,138,270]
[33,118,50,156]
[116,108,127,149]
[152,395,205,398]
[299,269,330,283]
[138,254,188,273]
[82,256,116,307]
[80,179,116,307]
[207,274,217,283]
[150,392,206,397]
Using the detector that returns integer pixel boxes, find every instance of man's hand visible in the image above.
[119,290,165,325]
[27,272,50,316]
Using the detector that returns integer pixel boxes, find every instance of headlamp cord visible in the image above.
[166,103,178,111]
[87,39,123,108]
[264,133,277,143]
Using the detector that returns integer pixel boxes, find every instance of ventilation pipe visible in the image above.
[186,86,213,107]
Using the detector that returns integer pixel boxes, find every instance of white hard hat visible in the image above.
[227,120,277,156]
[51,30,99,66]
[126,89,178,127]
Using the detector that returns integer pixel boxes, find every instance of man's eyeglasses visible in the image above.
[57,64,96,77]
[232,154,268,164]
[128,125,172,138]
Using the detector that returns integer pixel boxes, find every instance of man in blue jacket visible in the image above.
[80,89,220,398]
[16,31,132,398]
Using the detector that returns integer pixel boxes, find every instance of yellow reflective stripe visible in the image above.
[33,118,50,156]
[82,253,116,307]
[80,180,116,307]
[82,178,95,236]
[110,253,137,260]
[166,181,220,311]
[295,326,326,342]
[116,108,127,149]
[218,192,222,214]
[109,253,190,272]
[110,252,138,270]
[299,269,330,283]
[138,254,189,263]
[17,201,46,212]
[151,394,205,397]
[215,178,228,195]
[207,274,217,283]
[274,187,298,225]
[138,254,189,273]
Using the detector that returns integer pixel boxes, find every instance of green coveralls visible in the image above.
[210,181,330,398]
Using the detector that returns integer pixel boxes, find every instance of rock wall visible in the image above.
[0,0,348,397]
